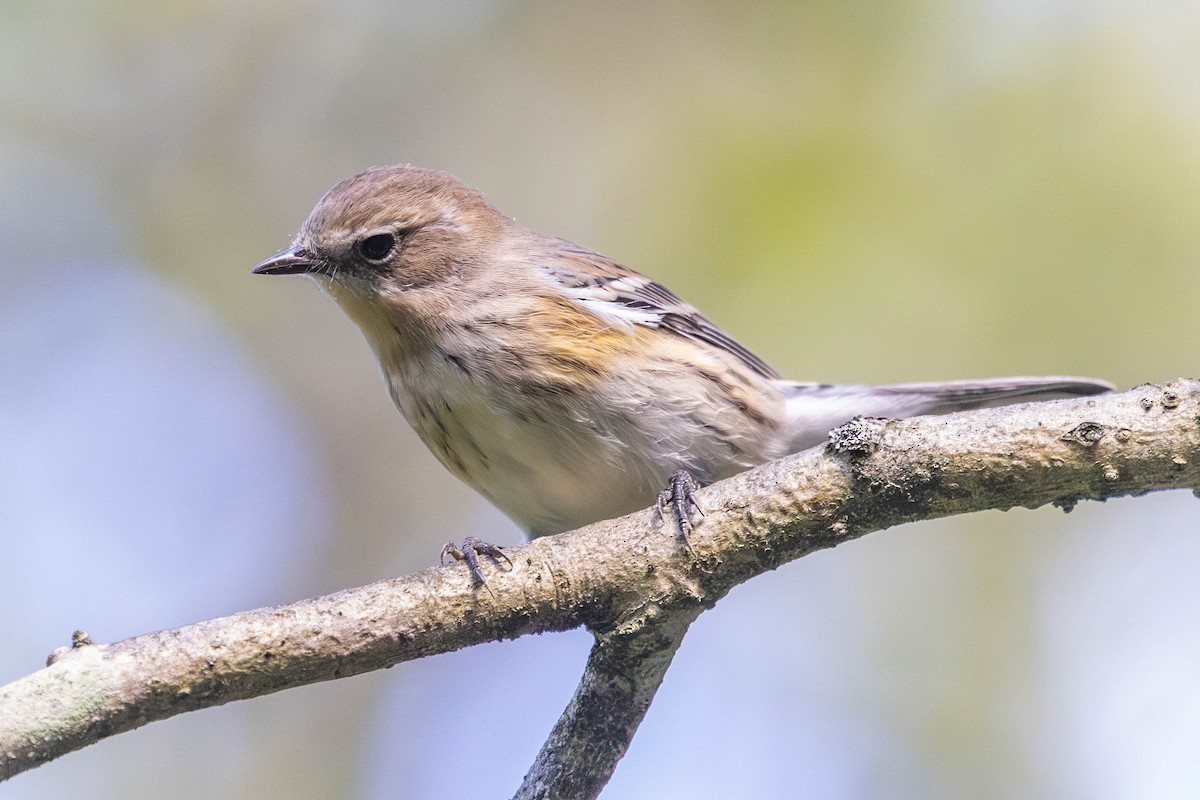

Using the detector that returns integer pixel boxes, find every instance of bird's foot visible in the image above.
[652,470,705,549]
[441,536,512,588]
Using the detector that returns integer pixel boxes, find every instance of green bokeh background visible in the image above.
[3,2,1198,798]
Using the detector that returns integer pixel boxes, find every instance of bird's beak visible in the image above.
[252,246,319,276]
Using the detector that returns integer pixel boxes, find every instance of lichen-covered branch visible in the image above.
[1,380,1197,791]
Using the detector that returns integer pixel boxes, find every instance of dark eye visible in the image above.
[357,233,396,262]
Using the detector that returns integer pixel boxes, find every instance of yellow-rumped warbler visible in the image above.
[254,165,1112,567]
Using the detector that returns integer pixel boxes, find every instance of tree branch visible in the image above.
[515,609,700,800]
[1,380,1197,795]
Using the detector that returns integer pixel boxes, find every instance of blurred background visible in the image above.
[2,2,1199,798]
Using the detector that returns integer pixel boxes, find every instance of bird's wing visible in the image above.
[541,239,781,380]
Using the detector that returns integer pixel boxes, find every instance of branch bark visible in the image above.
[2,380,1197,796]
[515,608,701,799]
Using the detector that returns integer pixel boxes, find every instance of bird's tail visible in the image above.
[780,375,1114,452]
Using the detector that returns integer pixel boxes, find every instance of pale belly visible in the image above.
[383,338,788,538]
[449,400,660,536]
[390,371,674,537]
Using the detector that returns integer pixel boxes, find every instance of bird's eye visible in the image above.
[357,233,396,262]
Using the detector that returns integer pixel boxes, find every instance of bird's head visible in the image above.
[253,164,509,305]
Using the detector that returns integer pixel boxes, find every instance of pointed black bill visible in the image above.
[252,246,318,276]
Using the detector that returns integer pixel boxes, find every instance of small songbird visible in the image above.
[253,165,1112,566]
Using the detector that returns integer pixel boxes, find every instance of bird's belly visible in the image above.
[391,375,667,537]
[387,348,789,537]
[460,410,654,537]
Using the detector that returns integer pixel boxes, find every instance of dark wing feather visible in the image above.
[543,239,781,380]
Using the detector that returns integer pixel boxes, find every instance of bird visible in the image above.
[253,164,1113,576]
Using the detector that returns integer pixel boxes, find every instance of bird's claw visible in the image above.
[653,470,705,548]
[441,536,512,588]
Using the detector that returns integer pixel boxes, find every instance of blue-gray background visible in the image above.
[3,2,1199,798]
